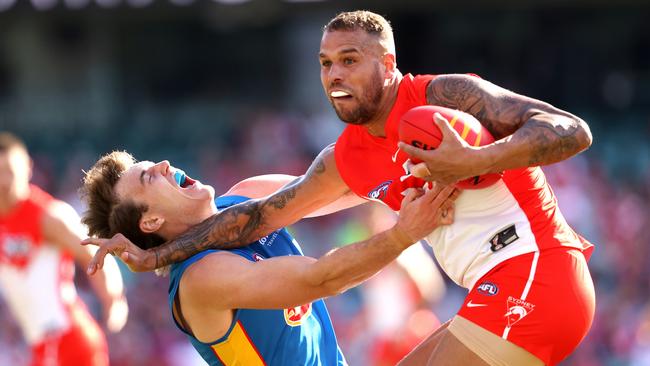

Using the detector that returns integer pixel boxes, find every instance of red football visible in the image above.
[398,105,502,189]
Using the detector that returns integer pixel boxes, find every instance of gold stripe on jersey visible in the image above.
[212,321,266,366]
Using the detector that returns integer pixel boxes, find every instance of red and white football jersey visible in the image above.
[334,73,593,289]
[0,185,78,345]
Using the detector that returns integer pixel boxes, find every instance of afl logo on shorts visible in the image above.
[284,303,312,327]
[477,282,499,296]
[368,180,393,201]
[252,253,265,262]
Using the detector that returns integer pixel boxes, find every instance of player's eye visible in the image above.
[321,60,332,67]
[343,58,355,65]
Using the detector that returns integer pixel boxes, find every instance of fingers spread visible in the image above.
[87,248,108,275]
[401,187,424,204]
[81,237,104,246]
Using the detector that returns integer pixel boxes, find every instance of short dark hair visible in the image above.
[80,151,165,250]
[0,132,27,154]
[324,10,396,55]
[324,10,393,36]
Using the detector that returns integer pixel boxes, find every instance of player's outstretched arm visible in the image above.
[223,173,367,218]
[181,184,458,318]
[43,201,128,332]
[401,74,592,183]
[84,144,351,274]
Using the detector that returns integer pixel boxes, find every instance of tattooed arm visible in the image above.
[153,144,351,267]
[399,74,592,183]
[83,144,352,273]
[223,174,367,218]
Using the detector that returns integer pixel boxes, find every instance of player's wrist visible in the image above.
[474,144,499,175]
[142,249,158,271]
[388,224,416,249]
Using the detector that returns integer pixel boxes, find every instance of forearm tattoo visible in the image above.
[153,155,328,268]
[516,116,583,166]
[427,75,588,166]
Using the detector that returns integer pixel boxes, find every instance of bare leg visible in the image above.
[397,320,451,366]
[426,330,489,366]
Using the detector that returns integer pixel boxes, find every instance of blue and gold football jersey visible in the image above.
[168,195,347,366]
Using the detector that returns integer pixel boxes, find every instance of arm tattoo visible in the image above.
[314,159,326,174]
[427,75,488,124]
[268,188,296,209]
[517,116,583,166]
[154,199,268,267]
[152,153,329,267]
[427,74,589,165]
[427,75,524,138]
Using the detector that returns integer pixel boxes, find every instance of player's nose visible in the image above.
[152,160,171,175]
[327,64,345,83]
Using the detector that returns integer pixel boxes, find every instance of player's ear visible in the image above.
[383,53,396,78]
[140,215,164,233]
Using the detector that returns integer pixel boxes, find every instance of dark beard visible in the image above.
[332,69,384,125]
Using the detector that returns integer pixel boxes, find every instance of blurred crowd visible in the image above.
[1,107,650,366]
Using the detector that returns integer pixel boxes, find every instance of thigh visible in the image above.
[30,334,61,366]
[397,320,451,366]
[59,308,109,366]
[58,325,109,366]
[448,315,544,366]
[426,329,489,366]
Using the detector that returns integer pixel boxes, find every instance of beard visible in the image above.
[330,67,384,125]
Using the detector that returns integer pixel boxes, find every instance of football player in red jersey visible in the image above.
[84,10,594,366]
[0,133,127,366]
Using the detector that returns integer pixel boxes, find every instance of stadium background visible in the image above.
[1,0,649,365]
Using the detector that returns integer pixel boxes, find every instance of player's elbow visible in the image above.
[575,118,593,152]
[304,264,352,298]
[313,280,351,299]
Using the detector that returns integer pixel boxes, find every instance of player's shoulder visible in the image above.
[317,143,337,164]
[426,73,483,89]
[183,250,240,276]
[178,250,247,299]
[42,198,80,224]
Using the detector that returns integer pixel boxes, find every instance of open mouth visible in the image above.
[173,170,196,189]
[330,90,353,100]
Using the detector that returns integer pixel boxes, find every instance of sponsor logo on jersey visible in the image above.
[489,224,519,252]
[477,281,499,296]
[0,234,34,268]
[368,180,393,201]
[258,231,279,247]
[284,303,312,327]
[505,296,535,327]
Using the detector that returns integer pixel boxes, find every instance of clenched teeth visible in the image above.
[331,91,350,98]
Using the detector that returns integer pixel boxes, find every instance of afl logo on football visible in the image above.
[477,282,499,296]
[368,180,393,201]
[284,303,312,327]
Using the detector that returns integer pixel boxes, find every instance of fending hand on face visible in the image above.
[81,233,155,274]
[398,112,490,184]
